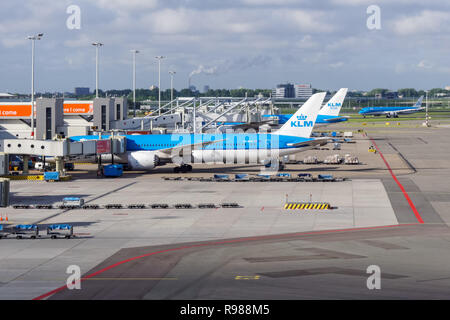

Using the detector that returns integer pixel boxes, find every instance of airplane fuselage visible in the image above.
[71,133,317,165]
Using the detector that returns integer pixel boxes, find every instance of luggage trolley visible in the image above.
[62,197,84,208]
[0,224,11,239]
[47,224,74,239]
[13,225,39,239]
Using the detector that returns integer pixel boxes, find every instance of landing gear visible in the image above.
[263,160,285,171]
[174,164,192,173]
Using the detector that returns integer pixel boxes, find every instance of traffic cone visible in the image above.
[0,215,2,221]
[5,215,8,222]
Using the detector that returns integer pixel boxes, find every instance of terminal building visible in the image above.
[0,97,128,139]
[273,83,313,99]
[272,83,295,99]
[294,84,313,99]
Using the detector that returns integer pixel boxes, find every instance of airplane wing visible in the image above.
[286,138,329,148]
[224,120,274,130]
[157,139,225,157]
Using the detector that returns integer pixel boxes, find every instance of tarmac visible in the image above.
[1,119,450,299]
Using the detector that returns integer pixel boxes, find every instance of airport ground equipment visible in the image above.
[344,132,353,138]
[324,154,344,164]
[255,174,271,181]
[150,204,169,209]
[44,171,60,182]
[0,224,11,239]
[221,203,240,208]
[35,204,53,209]
[13,224,39,239]
[303,156,319,164]
[235,174,249,181]
[333,143,341,150]
[214,174,230,181]
[344,154,360,164]
[368,146,377,153]
[317,174,334,181]
[82,204,100,209]
[127,204,146,209]
[103,164,123,177]
[297,173,313,181]
[62,197,84,208]
[198,203,217,209]
[104,204,123,209]
[47,224,73,239]
[284,202,331,210]
[174,203,194,209]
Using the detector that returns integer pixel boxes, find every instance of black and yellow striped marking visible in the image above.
[284,202,330,210]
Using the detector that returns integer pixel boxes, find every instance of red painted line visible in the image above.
[369,137,424,224]
[33,222,419,300]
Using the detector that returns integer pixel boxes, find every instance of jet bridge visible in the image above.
[0,137,126,175]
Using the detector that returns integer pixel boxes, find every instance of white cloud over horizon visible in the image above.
[1,0,450,93]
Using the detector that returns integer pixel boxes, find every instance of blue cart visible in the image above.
[103,164,123,177]
[47,224,74,239]
[13,224,39,239]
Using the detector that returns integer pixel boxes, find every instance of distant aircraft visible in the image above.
[358,96,424,118]
[71,93,328,172]
[0,93,15,98]
[264,88,349,127]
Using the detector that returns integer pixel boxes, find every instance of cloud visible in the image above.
[417,60,433,69]
[392,10,450,35]
[329,61,344,68]
[95,0,158,11]
[279,10,335,33]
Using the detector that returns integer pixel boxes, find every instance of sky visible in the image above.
[1,0,450,93]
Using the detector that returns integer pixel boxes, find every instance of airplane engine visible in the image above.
[127,151,160,170]
[387,112,397,118]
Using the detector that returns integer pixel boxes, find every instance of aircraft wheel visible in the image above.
[187,165,193,172]
[174,167,180,173]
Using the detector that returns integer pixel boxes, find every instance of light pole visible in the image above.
[169,71,176,107]
[425,90,429,127]
[92,42,103,98]
[27,33,43,139]
[155,56,165,115]
[130,50,139,117]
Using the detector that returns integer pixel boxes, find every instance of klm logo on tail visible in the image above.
[290,114,313,127]
[328,102,341,110]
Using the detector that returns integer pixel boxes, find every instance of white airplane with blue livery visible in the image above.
[70,92,328,172]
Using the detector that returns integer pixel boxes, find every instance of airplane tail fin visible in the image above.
[318,88,348,117]
[414,96,424,108]
[274,92,326,138]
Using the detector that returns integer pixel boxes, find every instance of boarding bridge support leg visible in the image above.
[23,155,29,174]
[55,157,64,175]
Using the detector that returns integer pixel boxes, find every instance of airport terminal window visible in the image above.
[116,104,120,120]
[45,107,52,140]
[101,105,107,131]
